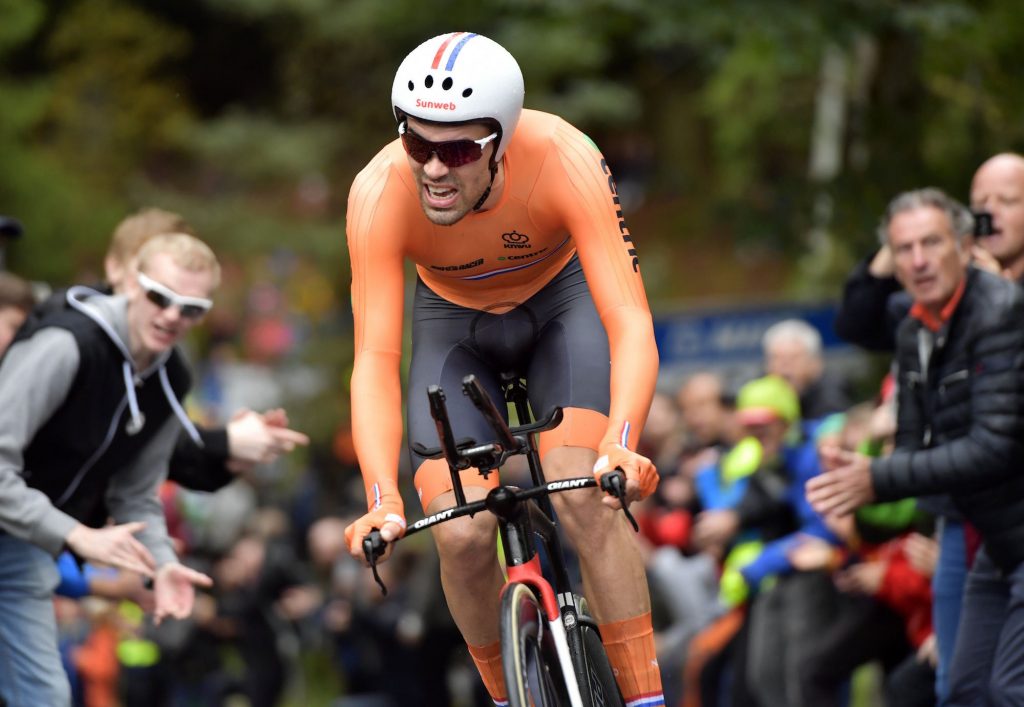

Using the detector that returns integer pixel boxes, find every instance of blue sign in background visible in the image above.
[653,302,847,367]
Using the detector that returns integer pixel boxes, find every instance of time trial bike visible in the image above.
[363,373,638,707]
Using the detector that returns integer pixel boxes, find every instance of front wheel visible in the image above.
[502,582,571,707]
[579,621,625,707]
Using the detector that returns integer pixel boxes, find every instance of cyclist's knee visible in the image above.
[433,515,499,569]
[552,490,618,545]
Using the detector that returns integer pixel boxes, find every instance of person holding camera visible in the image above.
[835,152,1024,351]
[810,187,1024,707]
[831,158,1024,704]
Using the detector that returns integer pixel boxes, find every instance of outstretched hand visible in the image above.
[226,408,310,470]
[805,444,876,517]
[153,562,214,625]
[65,522,156,577]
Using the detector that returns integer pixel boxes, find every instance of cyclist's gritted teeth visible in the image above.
[424,182,459,208]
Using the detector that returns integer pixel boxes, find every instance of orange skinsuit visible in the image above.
[347,108,658,509]
[346,108,663,704]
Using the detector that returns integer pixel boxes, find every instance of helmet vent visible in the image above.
[442,77,453,90]
[462,87,473,98]
[407,80,414,91]
[424,75,434,88]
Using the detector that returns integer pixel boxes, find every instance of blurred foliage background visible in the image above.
[2,0,1024,441]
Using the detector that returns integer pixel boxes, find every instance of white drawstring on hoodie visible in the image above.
[66,286,203,445]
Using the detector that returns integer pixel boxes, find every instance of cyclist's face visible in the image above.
[404,116,496,226]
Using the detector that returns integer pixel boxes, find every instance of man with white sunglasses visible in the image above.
[32,206,310,489]
[0,233,219,707]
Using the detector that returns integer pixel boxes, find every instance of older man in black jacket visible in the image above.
[808,187,1024,706]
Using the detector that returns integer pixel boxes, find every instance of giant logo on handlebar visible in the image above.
[411,508,455,530]
[546,478,591,491]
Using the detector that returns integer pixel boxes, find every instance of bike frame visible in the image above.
[368,374,632,707]
[396,475,593,706]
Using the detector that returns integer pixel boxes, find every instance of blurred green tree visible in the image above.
[4,0,1024,444]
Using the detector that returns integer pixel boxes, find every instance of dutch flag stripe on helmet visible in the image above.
[393,31,525,160]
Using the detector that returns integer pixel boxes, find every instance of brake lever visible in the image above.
[362,528,389,596]
[600,469,639,532]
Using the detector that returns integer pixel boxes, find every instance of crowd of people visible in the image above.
[2,28,1023,707]
[628,153,1024,707]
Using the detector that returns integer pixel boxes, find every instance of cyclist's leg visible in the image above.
[526,259,664,705]
[408,279,511,704]
[541,444,662,705]
[419,481,507,703]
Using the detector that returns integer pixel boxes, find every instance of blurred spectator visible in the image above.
[967,153,1024,281]
[795,403,936,707]
[34,206,309,490]
[677,371,738,462]
[0,270,36,354]
[637,390,688,474]
[208,510,319,707]
[808,188,1024,706]
[0,233,218,705]
[678,435,765,707]
[762,319,851,423]
[694,375,840,707]
[834,152,1024,351]
[30,209,307,704]
[309,515,475,707]
[831,161,1024,703]
[72,603,120,707]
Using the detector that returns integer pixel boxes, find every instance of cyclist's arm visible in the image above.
[550,122,659,465]
[346,158,408,522]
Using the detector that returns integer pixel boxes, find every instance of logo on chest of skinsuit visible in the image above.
[498,247,548,262]
[502,231,531,249]
[429,257,484,272]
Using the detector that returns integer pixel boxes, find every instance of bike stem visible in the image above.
[502,374,574,595]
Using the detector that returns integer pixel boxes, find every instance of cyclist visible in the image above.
[343,31,664,706]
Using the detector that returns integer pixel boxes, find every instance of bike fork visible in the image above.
[548,612,585,707]
[557,594,588,703]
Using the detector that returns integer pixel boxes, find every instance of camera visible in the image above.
[973,209,995,237]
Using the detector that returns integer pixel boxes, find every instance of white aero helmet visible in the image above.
[392,32,525,160]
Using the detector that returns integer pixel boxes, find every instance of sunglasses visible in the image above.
[137,272,212,320]
[399,122,498,168]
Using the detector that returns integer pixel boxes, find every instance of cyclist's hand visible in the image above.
[344,506,406,563]
[594,445,658,510]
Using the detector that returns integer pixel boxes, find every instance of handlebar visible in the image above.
[362,469,636,595]
[365,375,640,595]
[599,468,639,532]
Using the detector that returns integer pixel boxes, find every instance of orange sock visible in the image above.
[600,611,665,706]
[468,640,508,705]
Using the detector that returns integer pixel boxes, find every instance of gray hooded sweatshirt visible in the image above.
[0,289,200,567]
